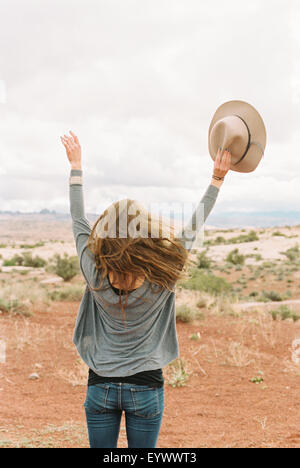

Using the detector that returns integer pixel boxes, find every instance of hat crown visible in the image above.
[209,115,249,165]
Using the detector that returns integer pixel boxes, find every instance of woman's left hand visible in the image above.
[60,131,82,170]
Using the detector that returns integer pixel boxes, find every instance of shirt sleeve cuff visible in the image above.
[207,184,220,195]
[69,169,83,185]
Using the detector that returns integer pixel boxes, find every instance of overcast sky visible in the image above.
[0,0,299,218]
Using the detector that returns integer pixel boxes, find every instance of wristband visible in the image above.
[212,175,224,181]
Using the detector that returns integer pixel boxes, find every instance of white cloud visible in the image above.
[0,0,299,217]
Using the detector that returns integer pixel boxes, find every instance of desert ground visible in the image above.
[0,214,300,448]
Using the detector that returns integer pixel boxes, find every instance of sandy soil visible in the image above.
[0,220,300,448]
[0,299,300,448]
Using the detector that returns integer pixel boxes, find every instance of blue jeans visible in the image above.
[84,382,164,448]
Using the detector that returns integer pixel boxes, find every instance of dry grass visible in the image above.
[209,293,240,316]
[0,280,50,316]
[57,359,88,386]
[225,341,255,367]
[0,422,88,448]
[255,313,281,349]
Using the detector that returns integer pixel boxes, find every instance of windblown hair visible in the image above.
[87,198,190,325]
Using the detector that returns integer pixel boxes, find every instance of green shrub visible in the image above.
[48,253,80,281]
[258,290,291,302]
[3,252,46,268]
[250,376,264,384]
[228,230,259,244]
[22,252,46,268]
[176,305,196,323]
[180,269,232,296]
[19,241,45,248]
[0,297,32,316]
[196,250,211,269]
[270,305,300,322]
[46,284,85,302]
[226,248,245,265]
[280,245,300,261]
[204,230,259,246]
[204,236,226,246]
[249,291,258,297]
[3,254,24,266]
[261,261,275,268]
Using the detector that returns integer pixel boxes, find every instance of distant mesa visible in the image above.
[0,208,58,216]
[39,209,57,215]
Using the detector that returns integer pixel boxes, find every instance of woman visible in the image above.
[60,131,231,448]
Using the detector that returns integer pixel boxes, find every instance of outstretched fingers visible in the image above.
[69,130,80,145]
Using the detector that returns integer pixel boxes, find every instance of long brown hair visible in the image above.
[87,198,190,325]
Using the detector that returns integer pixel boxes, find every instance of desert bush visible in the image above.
[48,253,80,281]
[22,252,46,268]
[204,235,226,246]
[0,280,50,315]
[261,290,283,301]
[3,252,46,268]
[280,245,300,262]
[226,248,245,265]
[0,297,31,316]
[19,270,29,275]
[176,305,195,322]
[46,284,85,302]
[204,230,259,246]
[165,358,190,387]
[196,250,211,269]
[225,341,254,367]
[3,254,24,266]
[270,305,300,322]
[176,304,205,323]
[19,241,45,249]
[258,290,292,302]
[179,269,232,296]
[209,293,238,315]
[228,230,259,244]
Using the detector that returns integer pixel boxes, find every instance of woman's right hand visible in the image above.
[213,148,231,179]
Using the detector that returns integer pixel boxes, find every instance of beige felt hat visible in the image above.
[208,100,267,173]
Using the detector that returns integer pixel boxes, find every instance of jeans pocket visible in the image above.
[130,387,163,418]
[84,384,110,414]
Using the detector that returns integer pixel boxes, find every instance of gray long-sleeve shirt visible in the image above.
[70,169,220,376]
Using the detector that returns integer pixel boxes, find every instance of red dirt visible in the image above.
[0,301,300,448]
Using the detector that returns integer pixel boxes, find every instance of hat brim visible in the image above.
[208,100,267,173]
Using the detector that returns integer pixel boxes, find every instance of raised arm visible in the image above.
[177,148,231,251]
[60,131,98,287]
